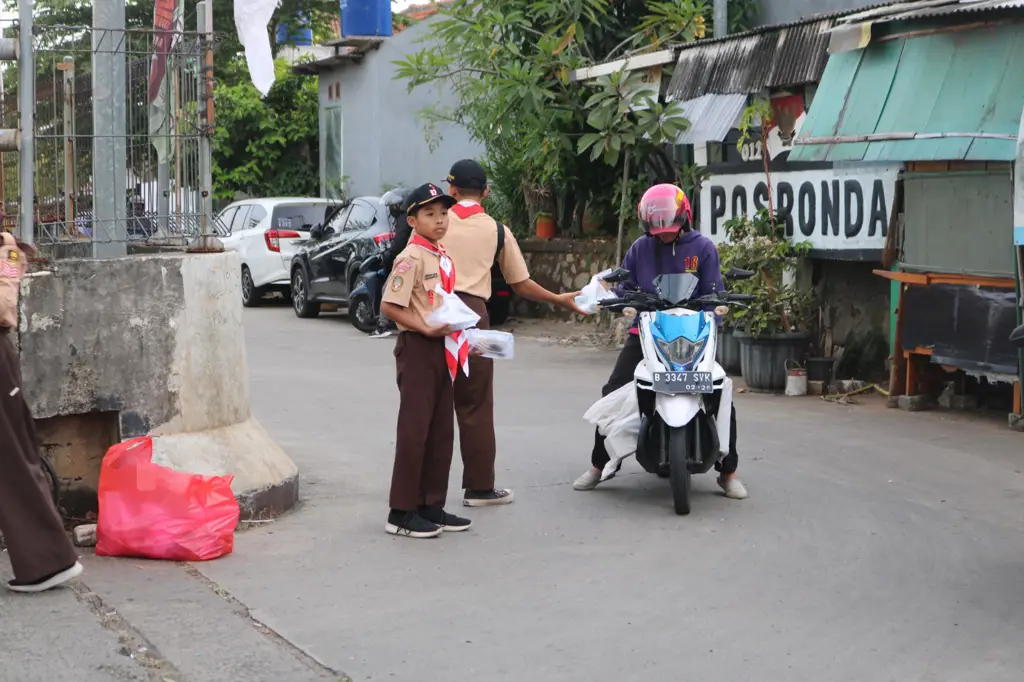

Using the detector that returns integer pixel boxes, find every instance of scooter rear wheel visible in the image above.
[667,424,692,516]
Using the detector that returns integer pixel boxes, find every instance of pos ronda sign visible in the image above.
[699,165,901,254]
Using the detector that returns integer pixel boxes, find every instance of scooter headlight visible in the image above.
[654,337,705,371]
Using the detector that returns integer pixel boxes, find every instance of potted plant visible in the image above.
[726,209,815,392]
[535,211,556,240]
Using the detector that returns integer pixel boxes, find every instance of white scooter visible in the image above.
[586,268,754,515]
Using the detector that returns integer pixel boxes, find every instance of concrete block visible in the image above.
[897,395,934,412]
[73,524,97,547]
[1008,413,1024,431]
[807,380,824,396]
[950,394,979,411]
[17,252,299,520]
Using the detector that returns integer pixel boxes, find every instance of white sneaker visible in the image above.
[718,475,749,500]
[7,561,83,593]
[573,469,602,491]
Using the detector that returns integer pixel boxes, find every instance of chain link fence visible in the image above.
[0,21,220,258]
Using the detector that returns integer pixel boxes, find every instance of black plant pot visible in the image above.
[734,331,811,392]
[716,326,742,375]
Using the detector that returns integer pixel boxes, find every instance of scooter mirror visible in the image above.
[600,268,631,283]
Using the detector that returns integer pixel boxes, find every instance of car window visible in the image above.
[230,205,252,234]
[326,205,352,233]
[343,200,378,233]
[271,203,331,232]
[216,206,237,234]
[246,204,268,230]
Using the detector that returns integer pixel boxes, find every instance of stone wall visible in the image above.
[513,239,618,321]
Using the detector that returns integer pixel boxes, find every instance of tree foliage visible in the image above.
[393,0,716,235]
[212,59,319,200]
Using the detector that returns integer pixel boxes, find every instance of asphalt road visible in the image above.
[206,307,1024,682]
[3,304,1024,682]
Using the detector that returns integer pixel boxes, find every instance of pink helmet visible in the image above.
[638,183,692,235]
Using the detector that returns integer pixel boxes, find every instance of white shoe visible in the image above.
[573,469,602,491]
[7,561,83,593]
[718,475,749,500]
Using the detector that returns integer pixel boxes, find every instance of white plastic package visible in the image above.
[426,285,481,331]
[464,329,515,360]
[574,269,617,315]
[583,382,641,481]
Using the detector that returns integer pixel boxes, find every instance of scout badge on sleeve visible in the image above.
[409,233,472,382]
[0,232,25,329]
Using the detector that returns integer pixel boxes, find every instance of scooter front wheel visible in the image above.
[667,424,692,516]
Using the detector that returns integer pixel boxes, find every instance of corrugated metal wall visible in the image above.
[901,170,1013,277]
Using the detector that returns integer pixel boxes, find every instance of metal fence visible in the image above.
[0,20,218,256]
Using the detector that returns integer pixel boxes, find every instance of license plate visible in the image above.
[651,371,713,394]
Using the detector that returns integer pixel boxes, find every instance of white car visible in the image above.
[217,198,342,307]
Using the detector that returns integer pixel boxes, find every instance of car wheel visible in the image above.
[292,268,321,319]
[241,266,263,308]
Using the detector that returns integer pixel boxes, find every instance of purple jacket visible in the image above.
[620,231,725,332]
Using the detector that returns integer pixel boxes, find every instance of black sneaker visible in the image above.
[463,488,515,507]
[7,562,83,594]
[385,510,442,538]
[369,328,393,339]
[419,506,472,532]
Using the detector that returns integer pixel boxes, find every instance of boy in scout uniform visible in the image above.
[442,160,583,507]
[0,232,84,590]
[379,183,473,538]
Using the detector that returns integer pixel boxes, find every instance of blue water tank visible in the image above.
[339,0,393,37]
[276,15,314,46]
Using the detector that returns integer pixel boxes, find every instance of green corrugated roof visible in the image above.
[789,22,1024,163]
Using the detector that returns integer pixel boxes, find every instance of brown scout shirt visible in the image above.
[441,204,530,300]
[381,242,444,332]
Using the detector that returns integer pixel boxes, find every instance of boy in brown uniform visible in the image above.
[0,232,83,591]
[380,183,473,538]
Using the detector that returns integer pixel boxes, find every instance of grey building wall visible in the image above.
[317,17,483,198]
[757,0,881,25]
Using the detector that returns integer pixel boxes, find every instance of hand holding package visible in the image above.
[426,285,481,331]
[575,269,617,315]
[465,329,515,359]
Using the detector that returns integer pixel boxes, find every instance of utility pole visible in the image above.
[191,0,222,252]
[92,0,128,258]
[17,0,33,244]
[714,0,728,39]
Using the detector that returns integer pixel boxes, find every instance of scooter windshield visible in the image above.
[653,273,699,305]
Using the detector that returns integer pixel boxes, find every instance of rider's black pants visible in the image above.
[590,334,739,475]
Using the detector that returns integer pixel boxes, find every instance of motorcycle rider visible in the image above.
[572,183,749,500]
[371,189,414,338]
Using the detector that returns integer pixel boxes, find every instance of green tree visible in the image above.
[393,0,706,241]
[212,59,319,199]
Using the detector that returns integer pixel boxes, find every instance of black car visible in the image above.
[290,196,394,319]
[290,194,515,324]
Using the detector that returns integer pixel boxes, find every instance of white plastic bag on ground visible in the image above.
[583,382,641,481]
[464,329,515,359]
[574,269,617,315]
[426,285,481,331]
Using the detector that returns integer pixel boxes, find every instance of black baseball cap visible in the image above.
[446,159,487,191]
[405,183,457,214]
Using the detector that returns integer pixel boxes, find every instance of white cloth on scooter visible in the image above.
[583,383,641,481]
[584,377,735,482]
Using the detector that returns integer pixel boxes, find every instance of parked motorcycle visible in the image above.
[591,267,754,516]
[349,248,391,334]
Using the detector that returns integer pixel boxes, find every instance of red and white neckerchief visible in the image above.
[409,234,469,382]
[451,201,486,220]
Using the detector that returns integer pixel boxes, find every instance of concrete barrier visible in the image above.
[17,251,298,519]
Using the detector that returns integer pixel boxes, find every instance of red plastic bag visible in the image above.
[95,437,240,562]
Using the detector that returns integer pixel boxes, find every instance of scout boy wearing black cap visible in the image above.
[442,160,583,508]
[379,183,473,538]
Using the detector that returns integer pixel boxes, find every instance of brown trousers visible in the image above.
[0,333,77,583]
[454,293,496,491]
[390,331,455,511]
